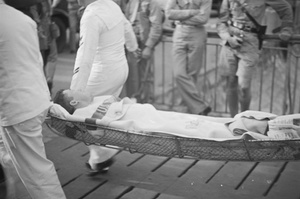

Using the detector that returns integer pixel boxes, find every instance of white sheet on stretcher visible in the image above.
[49,96,287,141]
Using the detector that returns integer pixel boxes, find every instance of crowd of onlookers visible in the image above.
[114,0,294,118]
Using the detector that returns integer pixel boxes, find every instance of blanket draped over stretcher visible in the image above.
[47,100,300,161]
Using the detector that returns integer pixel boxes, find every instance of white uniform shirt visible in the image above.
[71,0,133,97]
[0,4,51,126]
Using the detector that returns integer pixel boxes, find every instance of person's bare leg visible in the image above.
[240,86,251,112]
[226,76,239,117]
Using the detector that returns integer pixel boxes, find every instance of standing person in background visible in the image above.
[30,0,58,93]
[29,0,53,66]
[52,0,80,53]
[44,21,60,94]
[39,0,53,63]
[66,0,80,53]
[217,0,293,117]
[165,0,212,116]
[117,0,141,99]
[45,2,61,94]
[134,0,166,102]
[70,0,134,176]
[6,0,52,65]
[139,0,166,60]
[0,1,66,198]
[7,0,58,93]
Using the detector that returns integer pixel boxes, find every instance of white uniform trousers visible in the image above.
[1,110,66,199]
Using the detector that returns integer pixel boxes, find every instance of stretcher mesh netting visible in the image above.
[47,116,300,161]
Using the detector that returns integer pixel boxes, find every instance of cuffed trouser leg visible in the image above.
[86,67,126,171]
[1,110,66,199]
[172,26,209,114]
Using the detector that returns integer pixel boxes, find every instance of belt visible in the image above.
[176,22,202,28]
[231,25,258,33]
[228,21,258,33]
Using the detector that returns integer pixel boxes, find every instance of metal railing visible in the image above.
[150,33,300,116]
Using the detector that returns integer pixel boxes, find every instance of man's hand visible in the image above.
[279,29,292,42]
[226,35,243,49]
[142,46,153,60]
[133,48,141,58]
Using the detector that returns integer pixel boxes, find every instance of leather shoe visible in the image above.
[85,157,115,177]
[198,106,212,116]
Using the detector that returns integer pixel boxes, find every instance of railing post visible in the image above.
[294,0,300,113]
[284,0,300,114]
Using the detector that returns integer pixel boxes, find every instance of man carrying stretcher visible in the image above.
[52,89,300,141]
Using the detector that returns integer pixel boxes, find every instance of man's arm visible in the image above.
[216,0,232,41]
[70,14,102,91]
[216,0,243,48]
[165,0,198,21]
[267,0,293,27]
[138,0,165,59]
[267,0,293,41]
[179,0,212,26]
[144,0,164,49]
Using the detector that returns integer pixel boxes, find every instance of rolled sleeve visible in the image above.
[267,0,293,32]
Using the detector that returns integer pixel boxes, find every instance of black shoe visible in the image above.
[85,158,115,177]
[198,106,212,116]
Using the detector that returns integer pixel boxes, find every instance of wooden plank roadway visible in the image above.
[42,125,300,199]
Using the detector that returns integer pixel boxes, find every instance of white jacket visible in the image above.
[71,0,137,96]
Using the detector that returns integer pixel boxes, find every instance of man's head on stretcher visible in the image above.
[53,89,300,140]
[53,89,94,114]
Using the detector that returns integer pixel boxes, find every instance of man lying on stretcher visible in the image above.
[52,89,300,141]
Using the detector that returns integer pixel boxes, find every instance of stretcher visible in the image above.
[46,113,300,162]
